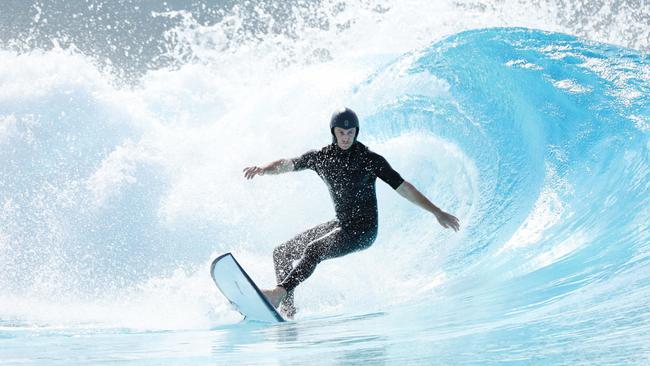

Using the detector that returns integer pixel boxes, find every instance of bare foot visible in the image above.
[261,286,287,308]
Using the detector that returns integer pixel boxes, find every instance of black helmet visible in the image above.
[330,107,359,143]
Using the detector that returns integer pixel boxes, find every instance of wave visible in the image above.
[0,3,648,335]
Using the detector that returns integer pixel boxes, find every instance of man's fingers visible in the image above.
[243,166,260,180]
[448,215,460,231]
[440,215,460,232]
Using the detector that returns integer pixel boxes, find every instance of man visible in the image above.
[243,108,460,318]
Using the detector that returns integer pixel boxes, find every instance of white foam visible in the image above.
[0,48,108,101]
[0,114,17,143]
[506,59,544,70]
[552,79,592,94]
[498,165,571,256]
[0,0,647,329]
[0,257,237,330]
[85,140,159,206]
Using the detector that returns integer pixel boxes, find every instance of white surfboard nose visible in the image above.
[211,253,285,323]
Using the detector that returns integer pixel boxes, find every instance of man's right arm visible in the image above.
[243,159,295,180]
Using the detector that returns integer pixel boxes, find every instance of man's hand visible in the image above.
[243,166,265,180]
[436,211,460,232]
[244,159,294,179]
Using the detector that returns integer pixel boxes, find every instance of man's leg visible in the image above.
[278,227,377,295]
[272,220,339,316]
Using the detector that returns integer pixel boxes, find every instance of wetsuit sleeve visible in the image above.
[291,150,319,171]
[373,154,405,189]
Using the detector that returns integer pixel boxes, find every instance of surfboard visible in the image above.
[210,252,285,323]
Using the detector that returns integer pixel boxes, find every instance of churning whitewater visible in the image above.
[1,1,649,364]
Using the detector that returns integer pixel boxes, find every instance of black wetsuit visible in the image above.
[274,141,404,308]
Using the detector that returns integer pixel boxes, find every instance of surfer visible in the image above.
[243,108,460,318]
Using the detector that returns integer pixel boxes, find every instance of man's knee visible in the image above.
[302,243,325,264]
[273,244,287,263]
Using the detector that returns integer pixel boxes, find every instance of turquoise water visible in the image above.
[1,2,650,365]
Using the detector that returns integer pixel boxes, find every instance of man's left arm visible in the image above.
[396,181,460,232]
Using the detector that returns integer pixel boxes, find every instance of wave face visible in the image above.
[366,28,650,363]
[0,1,649,364]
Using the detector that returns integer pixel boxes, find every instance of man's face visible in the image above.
[334,127,357,150]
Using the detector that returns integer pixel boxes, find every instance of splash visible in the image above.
[0,1,648,335]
